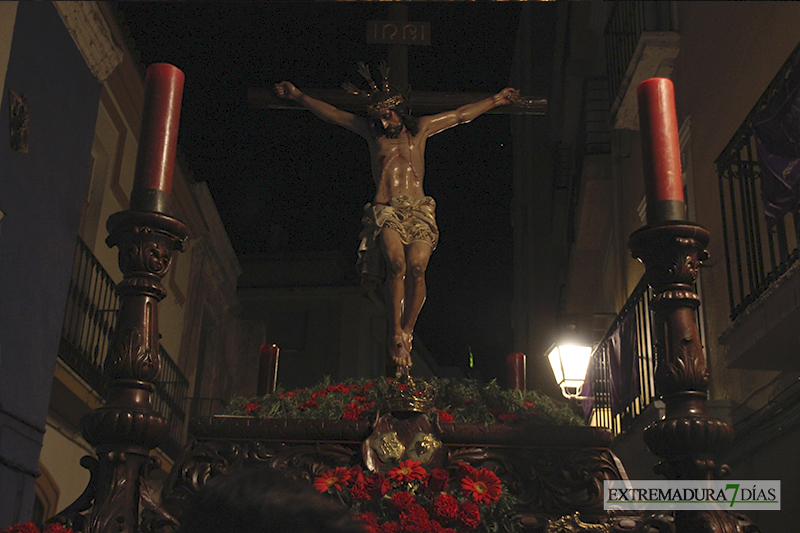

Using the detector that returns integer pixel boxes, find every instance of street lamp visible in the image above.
[546,343,593,400]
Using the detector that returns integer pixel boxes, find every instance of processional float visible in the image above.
[47,63,758,533]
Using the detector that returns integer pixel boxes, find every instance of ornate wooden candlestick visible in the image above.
[629,222,731,481]
[629,79,754,533]
[53,64,187,533]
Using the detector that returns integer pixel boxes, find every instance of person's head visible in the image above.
[342,61,416,138]
[176,467,364,533]
[367,100,418,139]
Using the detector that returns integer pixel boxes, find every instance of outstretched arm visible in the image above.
[274,81,371,139]
[417,87,520,138]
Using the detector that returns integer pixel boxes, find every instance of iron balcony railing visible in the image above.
[151,347,190,459]
[716,43,800,320]
[60,238,119,394]
[587,278,656,436]
[604,1,677,110]
[59,237,189,459]
[587,277,707,436]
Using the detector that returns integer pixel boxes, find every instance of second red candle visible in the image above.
[637,78,686,223]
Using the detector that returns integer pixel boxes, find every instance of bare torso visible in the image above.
[368,130,428,204]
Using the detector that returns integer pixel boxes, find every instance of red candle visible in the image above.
[257,344,280,395]
[506,353,526,391]
[132,63,185,212]
[637,78,686,223]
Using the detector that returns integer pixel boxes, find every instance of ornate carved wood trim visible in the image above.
[161,418,625,529]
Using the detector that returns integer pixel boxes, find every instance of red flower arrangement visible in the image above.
[224,377,582,428]
[0,523,72,533]
[314,460,518,533]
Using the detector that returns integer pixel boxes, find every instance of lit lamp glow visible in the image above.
[546,344,593,400]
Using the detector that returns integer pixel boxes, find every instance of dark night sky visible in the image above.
[117,1,556,380]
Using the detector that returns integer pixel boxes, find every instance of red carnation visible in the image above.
[390,491,416,512]
[436,409,454,423]
[354,512,379,533]
[427,468,450,493]
[349,465,365,484]
[243,402,259,415]
[497,412,519,422]
[311,389,328,400]
[4,523,39,533]
[461,468,502,504]
[313,467,351,493]
[429,522,444,533]
[379,522,400,533]
[458,500,481,529]
[433,493,459,521]
[343,407,361,421]
[299,400,319,410]
[387,459,427,484]
[350,480,371,502]
[365,473,391,499]
[399,504,431,533]
[279,391,296,399]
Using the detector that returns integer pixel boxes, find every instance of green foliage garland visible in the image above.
[220,377,583,426]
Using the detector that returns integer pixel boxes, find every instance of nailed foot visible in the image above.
[390,333,412,368]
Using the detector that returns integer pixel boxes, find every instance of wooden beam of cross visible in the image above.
[249,5,546,116]
[248,88,546,116]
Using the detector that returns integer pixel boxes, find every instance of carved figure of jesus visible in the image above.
[275,75,519,368]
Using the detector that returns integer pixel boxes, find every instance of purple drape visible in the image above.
[609,311,640,417]
[580,310,640,423]
[754,61,800,229]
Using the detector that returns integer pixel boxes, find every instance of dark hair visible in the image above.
[176,467,364,533]
[367,102,418,138]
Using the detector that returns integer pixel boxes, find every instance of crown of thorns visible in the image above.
[342,61,408,114]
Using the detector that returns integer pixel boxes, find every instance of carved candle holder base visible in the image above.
[629,223,758,532]
[51,210,187,533]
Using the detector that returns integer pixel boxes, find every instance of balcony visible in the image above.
[58,238,189,459]
[585,279,656,436]
[604,1,679,130]
[585,277,707,437]
[717,42,800,370]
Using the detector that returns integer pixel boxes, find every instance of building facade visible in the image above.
[548,2,800,529]
[0,2,263,526]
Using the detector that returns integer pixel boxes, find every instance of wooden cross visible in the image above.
[248,5,545,116]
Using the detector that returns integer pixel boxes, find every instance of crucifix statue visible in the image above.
[257,5,543,372]
[275,64,519,368]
